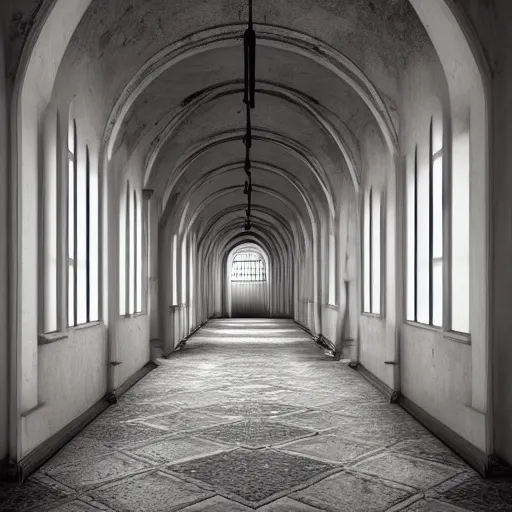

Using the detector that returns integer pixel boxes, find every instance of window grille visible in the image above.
[231,252,266,281]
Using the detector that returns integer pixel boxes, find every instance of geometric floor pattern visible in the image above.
[1,318,512,511]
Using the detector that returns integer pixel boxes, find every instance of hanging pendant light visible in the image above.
[242,0,256,231]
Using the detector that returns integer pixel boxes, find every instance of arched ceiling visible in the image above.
[49,0,434,261]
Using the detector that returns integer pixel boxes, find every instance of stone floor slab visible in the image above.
[134,410,233,433]
[177,495,252,511]
[257,497,326,511]
[126,436,228,464]
[292,471,413,512]
[352,452,463,491]
[91,471,214,512]
[280,433,379,463]
[0,479,67,512]
[437,477,512,511]
[169,448,337,505]
[47,452,149,489]
[196,419,315,448]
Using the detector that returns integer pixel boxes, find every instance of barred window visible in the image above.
[231,252,266,282]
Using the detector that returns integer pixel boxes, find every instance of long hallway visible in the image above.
[2,320,510,511]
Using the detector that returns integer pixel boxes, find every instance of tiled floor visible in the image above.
[2,319,512,511]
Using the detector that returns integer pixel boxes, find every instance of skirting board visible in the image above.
[355,364,399,403]
[399,395,511,478]
[11,361,157,483]
[355,364,511,478]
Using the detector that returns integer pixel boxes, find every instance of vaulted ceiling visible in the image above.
[49,0,433,258]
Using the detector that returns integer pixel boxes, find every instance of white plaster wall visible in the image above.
[321,307,338,344]
[400,324,485,449]
[21,325,107,456]
[358,125,395,388]
[398,44,487,451]
[116,315,150,387]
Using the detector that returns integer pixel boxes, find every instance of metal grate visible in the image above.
[231,253,266,281]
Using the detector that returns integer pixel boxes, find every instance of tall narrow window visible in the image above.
[68,121,77,326]
[406,149,417,321]
[452,130,470,333]
[89,149,99,322]
[431,117,444,327]
[363,190,371,312]
[120,182,143,315]
[328,234,336,306]
[363,188,381,314]
[129,187,136,314]
[43,109,58,332]
[136,191,143,313]
[68,125,98,326]
[172,234,178,306]
[119,183,128,315]
[406,117,443,327]
[181,236,188,304]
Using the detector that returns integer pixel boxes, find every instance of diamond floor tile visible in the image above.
[169,448,337,505]
[352,452,463,491]
[126,436,228,464]
[47,452,149,489]
[195,419,315,447]
[177,495,252,511]
[258,497,327,511]
[80,421,169,447]
[134,410,232,433]
[438,477,512,511]
[91,471,214,512]
[0,480,67,512]
[390,438,467,468]
[40,437,113,472]
[402,499,471,511]
[280,433,378,463]
[43,500,107,511]
[201,401,302,418]
[291,471,413,512]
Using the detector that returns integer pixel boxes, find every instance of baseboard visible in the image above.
[355,364,400,403]
[110,361,158,401]
[13,398,110,483]
[12,361,157,483]
[399,395,511,478]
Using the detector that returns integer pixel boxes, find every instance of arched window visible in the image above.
[406,116,444,328]
[172,234,178,306]
[328,233,336,306]
[120,181,142,315]
[68,123,99,326]
[231,252,266,282]
[363,187,381,314]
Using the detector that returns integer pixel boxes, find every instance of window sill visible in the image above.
[38,331,69,346]
[361,312,383,319]
[325,304,338,311]
[443,330,471,345]
[38,321,102,345]
[71,321,103,331]
[403,321,441,333]
[123,312,146,319]
[403,322,471,345]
